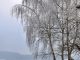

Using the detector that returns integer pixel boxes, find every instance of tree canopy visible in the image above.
[12,0,80,60]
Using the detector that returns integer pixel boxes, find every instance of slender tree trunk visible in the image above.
[48,17,56,60]
[66,18,70,60]
[61,29,64,60]
[61,0,64,59]
[49,36,56,60]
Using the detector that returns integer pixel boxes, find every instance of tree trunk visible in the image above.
[66,18,70,60]
[61,29,64,60]
[49,36,56,60]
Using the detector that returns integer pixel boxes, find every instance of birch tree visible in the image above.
[12,0,80,60]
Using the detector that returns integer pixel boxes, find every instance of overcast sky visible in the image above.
[0,0,30,55]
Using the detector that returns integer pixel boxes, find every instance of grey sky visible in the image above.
[0,0,30,55]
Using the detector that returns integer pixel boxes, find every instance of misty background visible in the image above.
[0,0,32,60]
